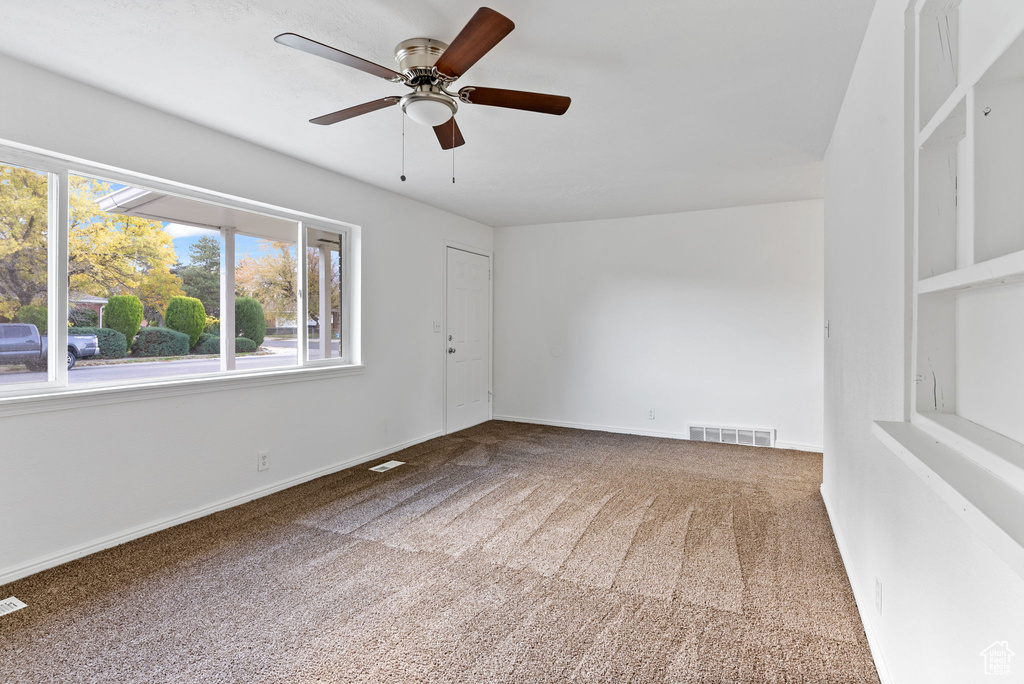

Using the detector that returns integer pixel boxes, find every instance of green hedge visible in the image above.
[69,326,128,359]
[235,337,257,353]
[193,332,220,355]
[16,305,47,335]
[165,296,206,348]
[234,297,266,346]
[131,326,189,357]
[69,307,98,328]
[105,295,143,343]
[191,334,258,354]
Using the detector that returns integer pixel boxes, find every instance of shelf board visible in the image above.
[873,420,1024,580]
[918,86,967,145]
[918,248,1024,294]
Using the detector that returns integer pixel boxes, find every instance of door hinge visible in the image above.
[488,390,493,402]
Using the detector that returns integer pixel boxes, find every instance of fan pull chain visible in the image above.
[452,120,456,184]
[400,113,407,182]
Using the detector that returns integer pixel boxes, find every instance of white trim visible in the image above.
[820,484,895,684]
[775,440,824,453]
[0,429,442,586]
[492,415,822,452]
[442,241,493,435]
[873,420,1024,579]
[0,364,365,418]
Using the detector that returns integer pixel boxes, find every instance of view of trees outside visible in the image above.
[305,239,341,361]
[0,163,50,383]
[235,238,297,367]
[0,163,332,384]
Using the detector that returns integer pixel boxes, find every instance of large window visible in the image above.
[0,146,357,398]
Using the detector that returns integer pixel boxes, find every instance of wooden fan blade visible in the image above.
[434,8,514,79]
[310,97,400,125]
[275,33,402,81]
[433,118,466,150]
[458,87,571,115]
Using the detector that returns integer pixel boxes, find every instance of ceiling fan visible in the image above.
[274,7,571,150]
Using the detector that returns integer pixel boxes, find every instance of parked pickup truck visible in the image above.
[0,323,100,371]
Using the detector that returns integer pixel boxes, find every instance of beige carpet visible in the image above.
[0,421,879,683]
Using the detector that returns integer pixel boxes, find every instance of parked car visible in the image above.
[0,323,100,371]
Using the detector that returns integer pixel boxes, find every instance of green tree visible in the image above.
[234,296,266,346]
[104,295,144,343]
[164,296,206,348]
[177,236,220,316]
[16,304,47,335]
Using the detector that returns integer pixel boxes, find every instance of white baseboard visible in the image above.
[820,484,894,684]
[492,415,822,453]
[775,440,823,453]
[0,431,443,587]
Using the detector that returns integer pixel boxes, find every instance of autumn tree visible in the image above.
[304,245,341,330]
[0,164,49,320]
[0,166,184,320]
[234,241,297,330]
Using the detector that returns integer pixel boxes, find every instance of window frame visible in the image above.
[0,140,362,413]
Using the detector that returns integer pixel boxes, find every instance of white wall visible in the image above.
[0,54,492,583]
[493,201,824,451]
[824,1,1024,682]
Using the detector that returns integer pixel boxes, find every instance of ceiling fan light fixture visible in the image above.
[401,91,457,127]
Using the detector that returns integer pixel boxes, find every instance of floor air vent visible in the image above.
[369,460,405,473]
[689,425,775,448]
[0,597,27,617]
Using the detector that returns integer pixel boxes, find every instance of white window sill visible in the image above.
[0,363,365,418]
[873,419,1024,580]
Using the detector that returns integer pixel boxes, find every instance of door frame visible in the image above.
[443,240,494,435]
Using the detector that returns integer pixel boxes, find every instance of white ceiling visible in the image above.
[0,0,876,227]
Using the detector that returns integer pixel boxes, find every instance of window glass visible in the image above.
[306,227,342,361]
[0,163,51,386]
[235,236,298,370]
[67,174,222,385]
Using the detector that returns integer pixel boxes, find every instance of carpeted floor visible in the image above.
[0,421,879,683]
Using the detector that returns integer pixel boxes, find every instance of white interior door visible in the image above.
[446,247,491,433]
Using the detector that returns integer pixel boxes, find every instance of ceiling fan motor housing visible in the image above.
[395,38,448,79]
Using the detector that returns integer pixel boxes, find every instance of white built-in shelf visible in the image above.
[914,411,1024,491]
[919,86,967,144]
[918,248,1024,293]
[873,421,1024,580]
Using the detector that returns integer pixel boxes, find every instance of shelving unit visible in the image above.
[897,0,1024,578]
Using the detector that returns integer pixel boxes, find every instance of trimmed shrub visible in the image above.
[68,307,98,328]
[131,326,189,357]
[105,295,143,343]
[16,305,47,335]
[193,332,220,355]
[70,326,128,359]
[204,316,219,334]
[234,297,266,346]
[235,337,257,353]
[165,296,206,348]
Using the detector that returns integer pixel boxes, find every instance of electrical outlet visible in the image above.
[433,321,441,333]
[875,577,882,614]
[257,450,270,472]
[648,409,656,420]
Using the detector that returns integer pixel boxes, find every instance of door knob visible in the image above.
[448,347,456,354]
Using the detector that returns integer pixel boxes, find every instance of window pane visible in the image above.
[235,236,297,370]
[0,163,50,386]
[306,227,342,361]
[67,175,223,385]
